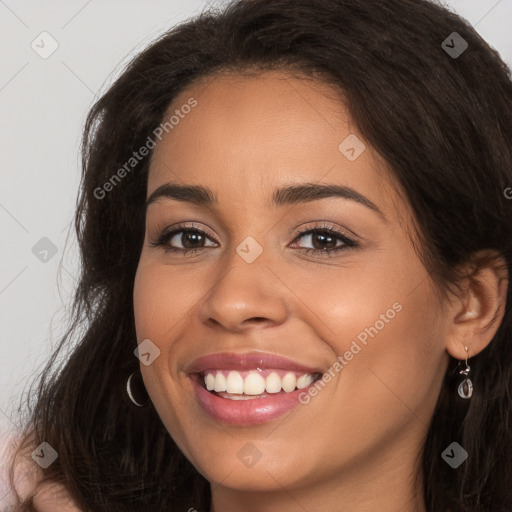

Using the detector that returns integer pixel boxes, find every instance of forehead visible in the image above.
[147,70,406,223]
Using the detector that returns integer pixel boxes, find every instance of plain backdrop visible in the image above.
[1,0,511,435]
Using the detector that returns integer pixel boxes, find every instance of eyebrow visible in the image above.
[145,182,388,222]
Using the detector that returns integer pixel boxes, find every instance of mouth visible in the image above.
[186,352,326,425]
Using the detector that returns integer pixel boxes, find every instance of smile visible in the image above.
[186,352,324,425]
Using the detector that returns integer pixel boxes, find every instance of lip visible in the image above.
[191,374,319,425]
[185,351,324,374]
[186,351,324,426]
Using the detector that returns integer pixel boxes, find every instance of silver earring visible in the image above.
[457,345,473,399]
[126,370,149,407]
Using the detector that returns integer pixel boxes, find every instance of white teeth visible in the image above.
[265,372,282,393]
[226,371,244,394]
[296,374,314,389]
[243,372,266,395]
[281,372,297,393]
[203,369,317,395]
[205,373,215,391]
[213,372,227,392]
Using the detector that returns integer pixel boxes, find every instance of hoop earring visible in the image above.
[457,345,473,399]
[126,370,150,407]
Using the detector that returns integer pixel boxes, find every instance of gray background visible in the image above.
[1,0,511,434]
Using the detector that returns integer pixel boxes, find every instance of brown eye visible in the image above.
[290,225,358,257]
[298,231,340,251]
[150,225,217,254]
[172,230,207,249]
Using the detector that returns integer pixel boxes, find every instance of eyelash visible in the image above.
[149,222,358,258]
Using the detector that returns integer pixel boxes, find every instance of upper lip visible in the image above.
[185,351,324,375]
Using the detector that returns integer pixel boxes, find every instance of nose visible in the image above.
[198,242,290,332]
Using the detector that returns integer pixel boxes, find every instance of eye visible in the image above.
[149,223,217,255]
[289,222,358,257]
[149,221,358,257]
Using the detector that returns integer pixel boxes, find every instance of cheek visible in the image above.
[132,263,184,408]
[132,262,200,458]
[133,261,194,340]
[321,281,447,436]
[283,255,447,437]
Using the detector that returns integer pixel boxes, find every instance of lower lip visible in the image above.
[190,375,314,426]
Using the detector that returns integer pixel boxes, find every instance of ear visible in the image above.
[445,249,509,361]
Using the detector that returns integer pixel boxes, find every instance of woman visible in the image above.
[6,0,512,510]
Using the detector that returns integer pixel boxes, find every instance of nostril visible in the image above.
[243,317,271,327]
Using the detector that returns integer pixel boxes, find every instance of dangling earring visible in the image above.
[457,345,473,399]
[126,370,150,407]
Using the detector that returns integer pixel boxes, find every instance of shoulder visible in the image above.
[0,425,84,512]
[0,424,30,510]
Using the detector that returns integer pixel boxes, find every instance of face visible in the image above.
[133,71,450,496]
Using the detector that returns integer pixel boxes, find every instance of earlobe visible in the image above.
[445,250,508,361]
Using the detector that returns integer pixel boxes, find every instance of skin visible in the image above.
[130,70,508,512]
[8,432,82,511]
